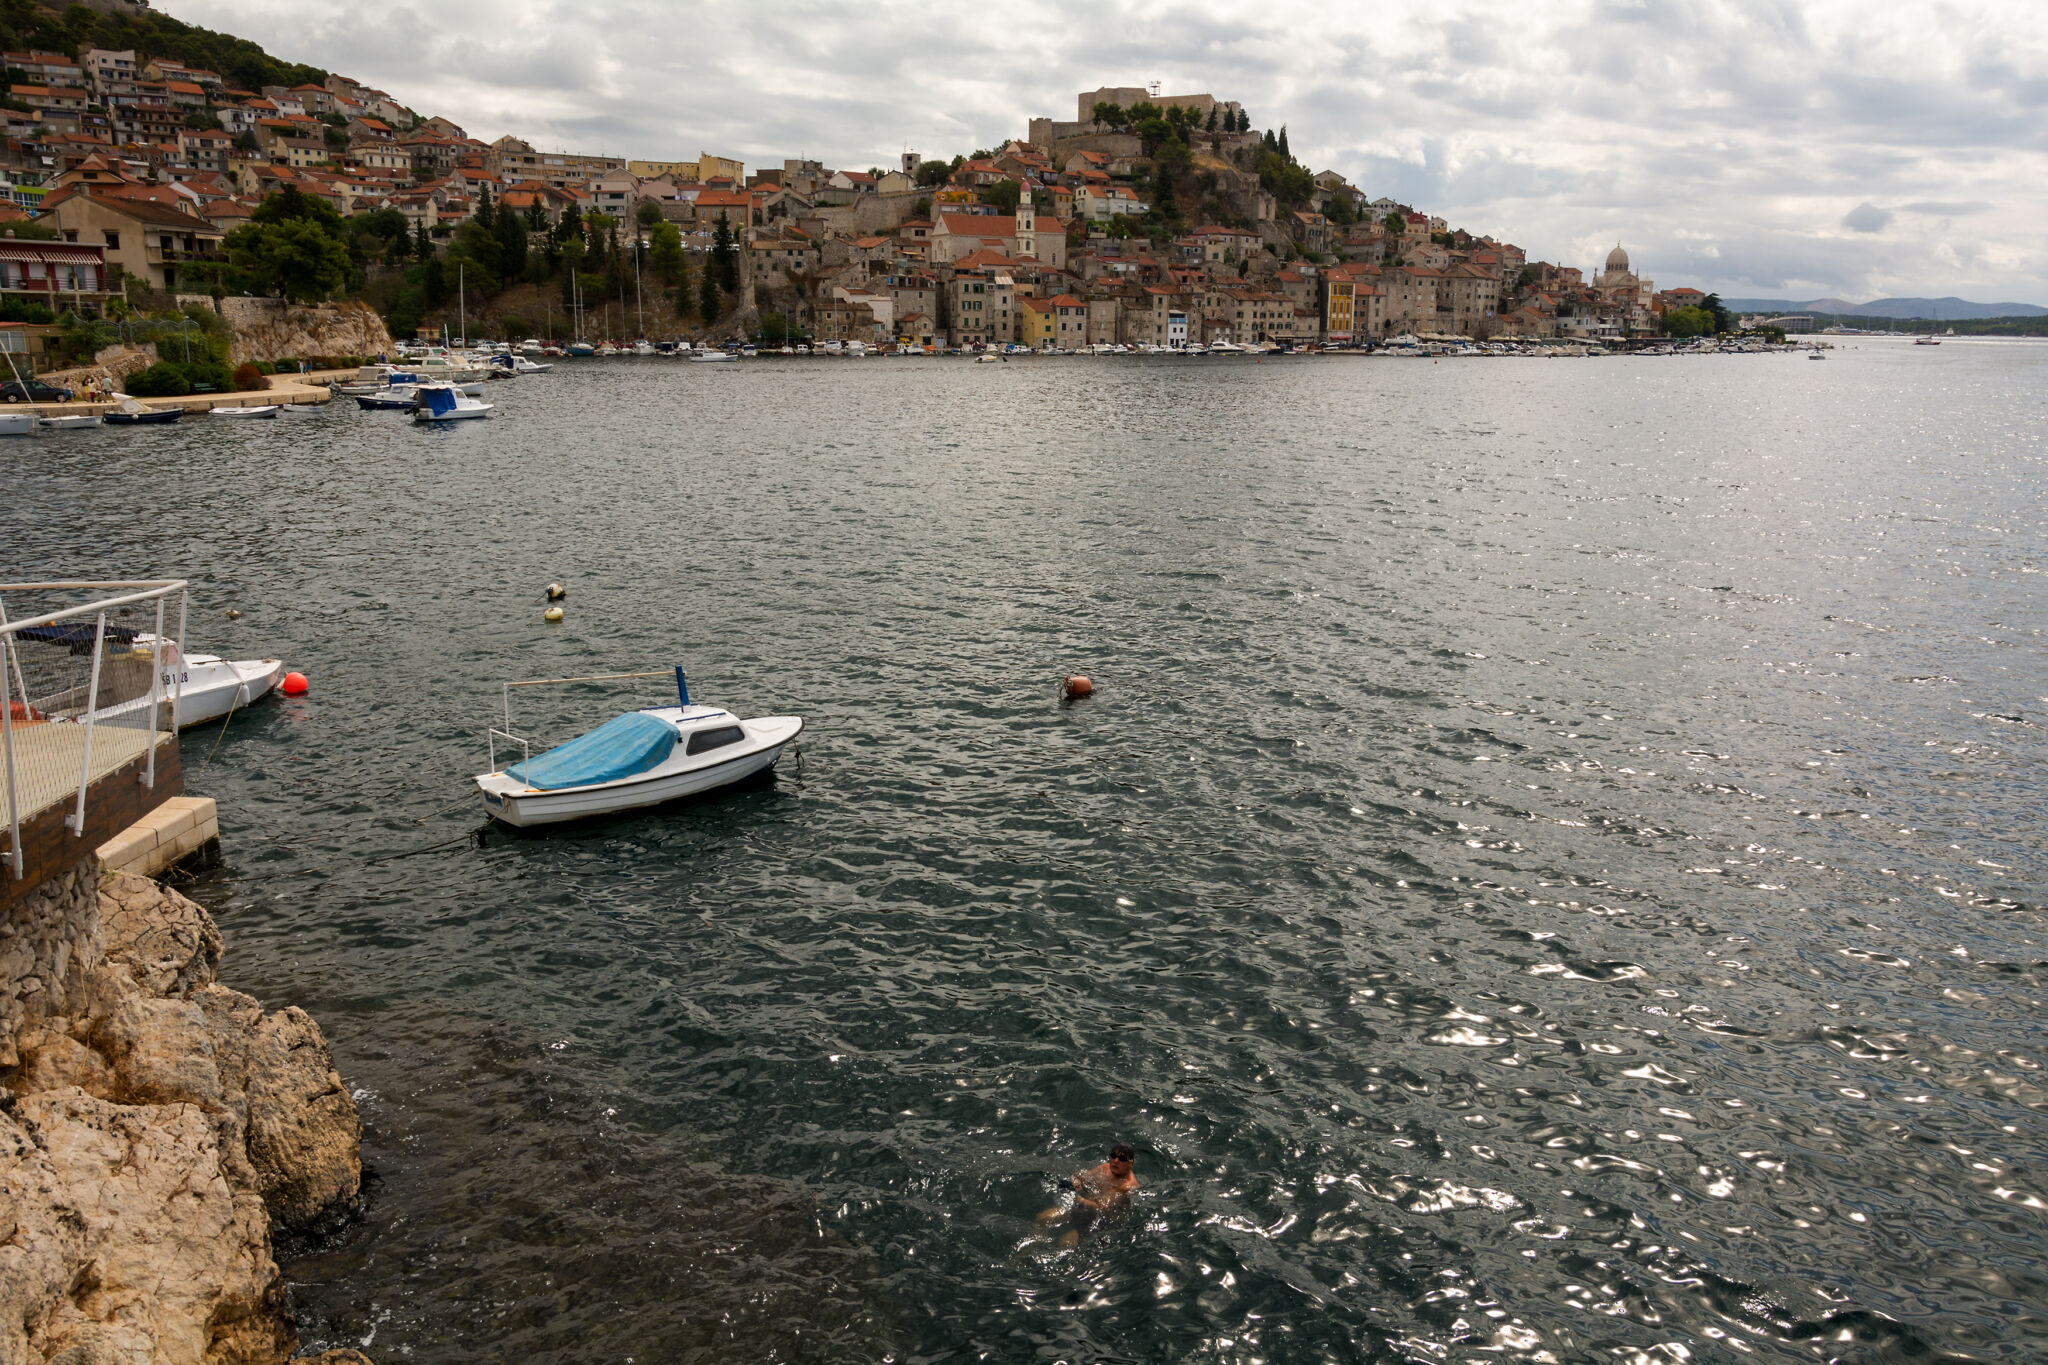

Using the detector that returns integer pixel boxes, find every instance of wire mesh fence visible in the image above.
[2,581,185,873]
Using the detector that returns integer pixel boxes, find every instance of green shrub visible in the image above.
[254,360,277,375]
[187,361,233,393]
[126,363,191,397]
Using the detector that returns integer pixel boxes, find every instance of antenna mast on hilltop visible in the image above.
[1149,81,1161,96]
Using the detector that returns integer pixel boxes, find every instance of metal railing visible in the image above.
[1,580,186,879]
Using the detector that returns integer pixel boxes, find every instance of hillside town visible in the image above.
[0,38,1734,350]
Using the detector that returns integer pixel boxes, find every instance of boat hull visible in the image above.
[90,655,284,728]
[477,717,801,827]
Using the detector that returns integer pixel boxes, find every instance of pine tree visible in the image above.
[1278,125,1290,159]
[475,185,495,233]
[413,220,431,260]
[1206,105,1217,132]
[1263,129,1277,152]
[1234,109,1249,133]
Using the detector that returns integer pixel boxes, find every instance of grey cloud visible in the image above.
[1842,202,1893,233]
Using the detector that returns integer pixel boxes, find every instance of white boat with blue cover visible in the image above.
[412,383,492,422]
[475,669,802,827]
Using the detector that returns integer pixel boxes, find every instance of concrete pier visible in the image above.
[96,795,220,878]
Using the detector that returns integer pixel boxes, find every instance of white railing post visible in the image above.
[145,594,163,788]
[68,612,108,835]
[173,589,186,740]
[2,631,18,878]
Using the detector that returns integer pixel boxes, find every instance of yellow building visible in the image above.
[627,159,695,179]
[1324,278,1355,342]
[1018,295,1056,349]
[695,152,744,184]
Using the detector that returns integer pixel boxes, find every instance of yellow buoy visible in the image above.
[543,606,565,623]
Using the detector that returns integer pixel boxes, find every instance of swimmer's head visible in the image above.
[1110,1143,1135,1166]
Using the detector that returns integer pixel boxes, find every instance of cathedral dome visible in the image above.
[1605,243,1630,273]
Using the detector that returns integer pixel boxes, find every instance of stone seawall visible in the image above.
[1,860,373,1365]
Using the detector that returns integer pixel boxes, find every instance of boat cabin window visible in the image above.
[685,725,745,755]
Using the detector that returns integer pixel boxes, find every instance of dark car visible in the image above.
[1,378,72,403]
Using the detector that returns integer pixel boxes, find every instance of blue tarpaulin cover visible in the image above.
[506,712,676,790]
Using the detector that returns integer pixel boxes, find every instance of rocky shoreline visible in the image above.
[2,860,373,1365]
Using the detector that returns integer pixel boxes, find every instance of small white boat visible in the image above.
[36,413,101,429]
[974,353,1000,364]
[210,405,280,418]
[520,338,545,354]
[739,345,758,357]
[357,388,419,411]
[413,383,493,422]
[82,634,284,729]
[476,670,802,828]
[634,340,656,356]
[690,349,736,363]
[0,411,36,436]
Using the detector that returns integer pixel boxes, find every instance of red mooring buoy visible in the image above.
[280,671,309,695]
[1062,675,1093,699]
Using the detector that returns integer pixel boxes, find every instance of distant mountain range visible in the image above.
[1719,296,2048,320]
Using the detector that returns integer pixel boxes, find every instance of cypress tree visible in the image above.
[711,213,739,292]
[413,219,431,259]
[495,202,526,280]
[1206,105,1217,132]
[1278,125,1290,159]
[699,270,721,325]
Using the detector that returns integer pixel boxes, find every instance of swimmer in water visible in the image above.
[1036,1143,1138,1246]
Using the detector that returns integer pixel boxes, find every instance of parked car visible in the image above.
[1,378,73,402]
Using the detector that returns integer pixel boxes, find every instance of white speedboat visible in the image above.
[0,411,36,436]
[520,338,544,354]
[81,634,284,729]
[690,349,735,363]
[413,383,493,421]
[634,340,656,356]
[974,353,1000,363]
[476,673,801,828]
[210,405,280,418]
[36,413,101,429]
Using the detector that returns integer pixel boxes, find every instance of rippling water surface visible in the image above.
[8,340,2048,1363]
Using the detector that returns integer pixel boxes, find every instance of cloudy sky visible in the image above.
[172,0,2047,304]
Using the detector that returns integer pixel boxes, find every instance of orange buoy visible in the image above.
[1062,674,1093,699]
[280,671,309,695]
